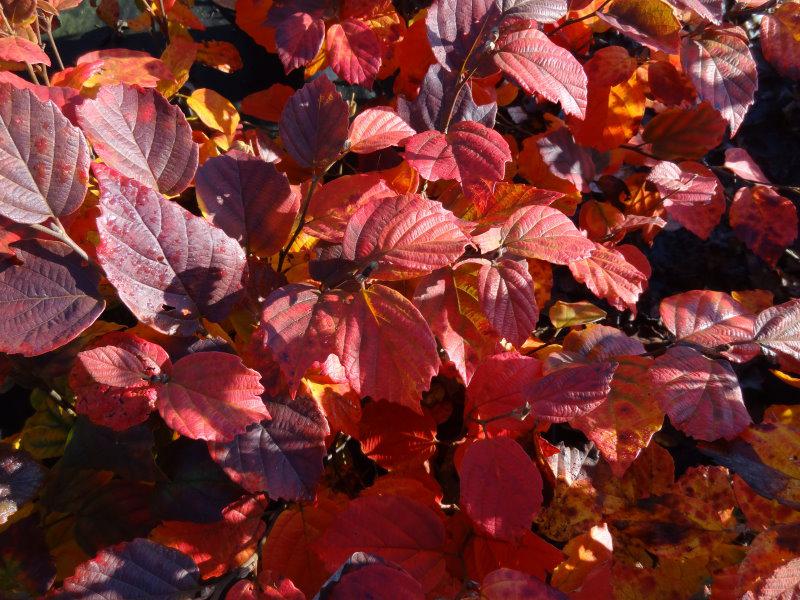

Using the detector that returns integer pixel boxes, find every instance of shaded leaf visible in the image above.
[761,2,800,81]
[598,0,681,53]
[482,568,566,599]
[317,553,424,600]
[642,102,727,160]
[0,444,44,525]
[730,185,798,267]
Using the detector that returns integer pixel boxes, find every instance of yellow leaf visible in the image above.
[187,88,240,143]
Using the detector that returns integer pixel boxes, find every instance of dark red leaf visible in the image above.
[404,121,511,186]
[458,437,543,541]
[209,395,328,500]
[474,257,539,346]
[359,401,438,470]
[95,165,246,336]
[649,345,751,441]
[730,185,798,267]
[754,298,800,372]
[0,85,90,224]
[279,77,350,171]
[527,361,617,421]
[318,555,425,600]
[0,445,44,525]
[426,0,500,73]
[196,151,300,257]
[76,84,198,195]
[0,239,104,356]
[481,568,567,600]
[157,351,268,442]
[499,204,595,265]
[342,194,471,280]
[274,12,325,72]
[326,18,382,87]
[0,515,55,596]
[58,538,200,599]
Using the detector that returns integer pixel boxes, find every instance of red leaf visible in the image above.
[70,332,169,431]
[0,85,90,224]
[0,36,50,65]
[273,12,325,72]
[279,77,350,171]
[680,25,757,135]
[760,2,800,81]
[404,121,511,186]
[465,352,542,436]
[528,361,617,421]
[642,101,727,160]
[241,83,294,122]
[359,401,438,470]
[151,495,268,578]
[499,204,595,265]
[559,324,645,362]
[568,244,650,313]
[649,345,751,441]
[196,151,300,256]
[318,558,424,600]
[157,351,268,442]
[76,84,198,195]
[535,125,596,192]
[317,495,446,592]
[95,165,246,336]
[474,257,539,346]
[459,437,543,541]
[347,107,415,154]
[0,240,104,356]
[342,194,471,280]
[494,21,588,118]
[208,395,328,500]
[730,185,798,267]
[59,539,200,598]
[754,298,800,372]
[326,18,382,87]
[481,568,567,600]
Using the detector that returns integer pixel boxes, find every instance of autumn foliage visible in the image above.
[1,0,800,598]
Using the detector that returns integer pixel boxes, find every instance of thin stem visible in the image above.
[549,0,613,36]
[29,219,91,264]
[45,18,65,71]
[277,175,320,273]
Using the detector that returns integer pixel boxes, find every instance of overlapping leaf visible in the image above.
[499,204,595,265]
[347,107,415,154]
[528,361,617,421]
[754,298,800,372]
[325,19,382,86]
[568,244,650,313]
[730,185,798,267]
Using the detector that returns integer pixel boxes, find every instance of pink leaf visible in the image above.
[279,77,350,171]
[649,345,751,441]
[404,121,511,186]
[342,194,471,280]
[673,0,723,24]
[76,84,198,195]
[499,204,595,265]
[0,36,51,65]
[157,351,268,442]
[0,85,90,224]
[754,298,800,372]
[94,165,246,337]
[474,257,539,346]
[568,244,650,313]
[326,18,382,87]
[723,148,770,184]
[347,107,415,154]
[459,437,543,541]
[528,361,617,421]
[494,21,588,118]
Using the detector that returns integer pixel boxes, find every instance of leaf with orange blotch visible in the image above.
[761,2,800,81]
[733,475,800,531]
[358,401,437,470]
[262,491,347,598]
[317,495,446,592]
[150,495,267,579]
[568,244,650,313]
[481,568,567,599]
[73,49,176,90]
[642,101,727,160]
[680,25,757,135]
[736,524,800,599]
[187,88,240,144]
[740,420,800,482]
[649,345,751,441]
[325,18,382,86]
[579,201,625,242]
[0,36,50,65]
[159,36,198,99]
[535,478,601,543]
[571,356,663,477]
[196,41,243,74]
[241,84,294,122]
[730,185,798,268]
[347,107,415,154]
[598,0,681,53]
[458,437,543,542]
[731,289,773,315]
[551,523,613,597]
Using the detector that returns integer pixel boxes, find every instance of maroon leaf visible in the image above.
[0,445,45,525]
[474,257,539,346]
[754,298,800,372]
[0,239,104,357]
[157,351,268,442]
[568,244,650,313]
[499,204,595,265]
[279,77,350,171]
[274,12,325,72]
[317,495,446,592]
[58,538,200,599]
[326,18,382,87]
[95,165,246,336]
[76,84,198,195]
[404,121,511,186]
[426,0,501,73]
[497,0,567,22]
[730,185,798,267]
[493,21,588,118]
[649,345,751,441]
[347,107,415,154]
[680,25,757,135]
[0,85,90,224]
[527,361,617,421]
[209,395,328,501]
[70,332,170,431]
[318,554,425,600]
[195,151,300,257]
[459,437,543,542]
[342,194,471,280]
[481,568,567,600]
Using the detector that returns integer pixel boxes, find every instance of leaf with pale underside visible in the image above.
[473,257,539,346]
[568,244,650,313]
[754,298,800,373]
[527,361,617,421]
[347,107,415,154]
[0,85,90,224]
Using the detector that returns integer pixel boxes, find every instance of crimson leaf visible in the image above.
[499,204,595,265]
